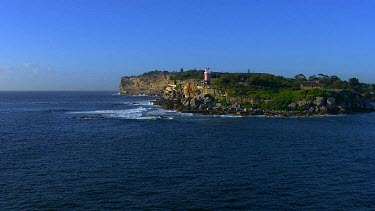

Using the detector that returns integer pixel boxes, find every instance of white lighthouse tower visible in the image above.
[204,67,211,85]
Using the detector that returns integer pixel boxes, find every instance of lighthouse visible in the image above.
[204,67,211,85]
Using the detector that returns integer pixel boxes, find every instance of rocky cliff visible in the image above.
[154,88,374,116]
[119,71,170,95]
[120,70,374,116]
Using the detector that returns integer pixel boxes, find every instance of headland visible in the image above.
[120,69,375,117]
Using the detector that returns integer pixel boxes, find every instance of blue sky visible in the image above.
[1,0,374,90]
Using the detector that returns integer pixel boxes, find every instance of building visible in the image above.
[204,67,211,85]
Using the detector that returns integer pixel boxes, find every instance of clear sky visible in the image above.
[1,0,374,91]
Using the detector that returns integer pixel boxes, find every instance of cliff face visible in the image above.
[120,70,374,116]
[155,88,374,116]
[119,72,170,95]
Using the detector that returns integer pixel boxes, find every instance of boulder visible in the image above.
[196,94,206,100]
[288,103,298,110]
[296,100,312,110]
[320,106,327,113]
[204,97,213,108]
[337,105,347,113]
[326,97,336,108]
[188,94,209,110]
[182,98,191,108]
[190,98,199,109]
[314,97,326,107]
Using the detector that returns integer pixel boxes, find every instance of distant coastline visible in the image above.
[120,70,375,117]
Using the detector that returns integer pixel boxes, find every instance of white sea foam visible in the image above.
[69,107,173,120]
[178,112,194,116]
[200,114,243,118]
[137,101,154,106]
[121,101,154,106]
[216,115,243,118]
[305,114,347,118]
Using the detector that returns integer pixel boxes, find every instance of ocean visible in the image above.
[1,91,374,209]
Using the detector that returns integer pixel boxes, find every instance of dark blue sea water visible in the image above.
[1,91,374,210]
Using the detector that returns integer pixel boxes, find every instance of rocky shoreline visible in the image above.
[153,90,374,117]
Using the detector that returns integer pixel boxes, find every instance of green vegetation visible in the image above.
[220,98,229,106]
[130,70,375,110]
[210,72,373,110]
[214,73,374,94]
[169,70,204,81]
[204,94,215,101]
[228,88,330,110]
[140,70,169,77]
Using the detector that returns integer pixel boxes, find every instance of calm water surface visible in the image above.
[1,91,374,209]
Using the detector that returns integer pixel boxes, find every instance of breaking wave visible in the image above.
[68,107,173,120]
[209,114,244,118]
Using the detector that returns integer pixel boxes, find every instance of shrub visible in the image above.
[204,94,215,101]
[220,99,229,106]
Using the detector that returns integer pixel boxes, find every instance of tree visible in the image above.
[317,74,330,86]
[294,74,306,80]
[348,78,359,88]
[294,74,307,84]
[180,68,184,73]
[317,73,329,79]
[308,75,318,81]
[330,75,340,83]
[333,80,347,89]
